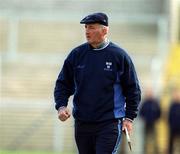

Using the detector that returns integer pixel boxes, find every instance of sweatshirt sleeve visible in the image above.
[54,55,75,110]
[121,55,141,120]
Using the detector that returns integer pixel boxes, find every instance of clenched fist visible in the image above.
[58,107,71,121]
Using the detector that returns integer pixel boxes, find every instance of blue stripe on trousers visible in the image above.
[112,120,122,154]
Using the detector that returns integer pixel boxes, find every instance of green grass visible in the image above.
[0,150,74,154]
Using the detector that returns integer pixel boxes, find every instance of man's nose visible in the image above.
[85,28,90,33]
[85,30,89,34]
[86,31,90,36]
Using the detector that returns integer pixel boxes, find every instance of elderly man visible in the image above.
[54,12,141,154]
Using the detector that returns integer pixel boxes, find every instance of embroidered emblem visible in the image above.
[104,62,112,71]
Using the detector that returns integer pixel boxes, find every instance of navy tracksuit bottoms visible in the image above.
[75,119,122,154]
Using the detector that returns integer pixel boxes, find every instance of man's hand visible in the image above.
[122,118,133,135]
[58,107,71,122]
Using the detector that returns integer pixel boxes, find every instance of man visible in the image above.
[168,88,180,154]
[139,88,161,154]
[54,12,141,154]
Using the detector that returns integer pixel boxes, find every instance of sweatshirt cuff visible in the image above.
[58,106,66,112]
[124,117,133,122]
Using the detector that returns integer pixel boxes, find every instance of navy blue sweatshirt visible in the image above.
[168,101,180,133]
[54,42,141,122]
[139,98,161,126]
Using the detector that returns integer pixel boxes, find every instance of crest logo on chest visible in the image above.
[104,62,113,71]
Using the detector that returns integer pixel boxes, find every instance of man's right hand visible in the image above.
[58,107,71,122]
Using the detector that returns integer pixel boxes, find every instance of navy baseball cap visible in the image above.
[80,12,108,26]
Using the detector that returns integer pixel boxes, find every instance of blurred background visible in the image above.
[0,0,180,154]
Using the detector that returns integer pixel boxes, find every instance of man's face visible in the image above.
[85,23,106,45]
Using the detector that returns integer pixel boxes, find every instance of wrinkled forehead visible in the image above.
[84,23,105,29]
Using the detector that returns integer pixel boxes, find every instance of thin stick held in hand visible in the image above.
[125,127,132,151]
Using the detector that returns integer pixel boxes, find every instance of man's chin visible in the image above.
[87,40,92,44]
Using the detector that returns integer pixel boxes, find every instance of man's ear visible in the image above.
[103,26,109,35]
